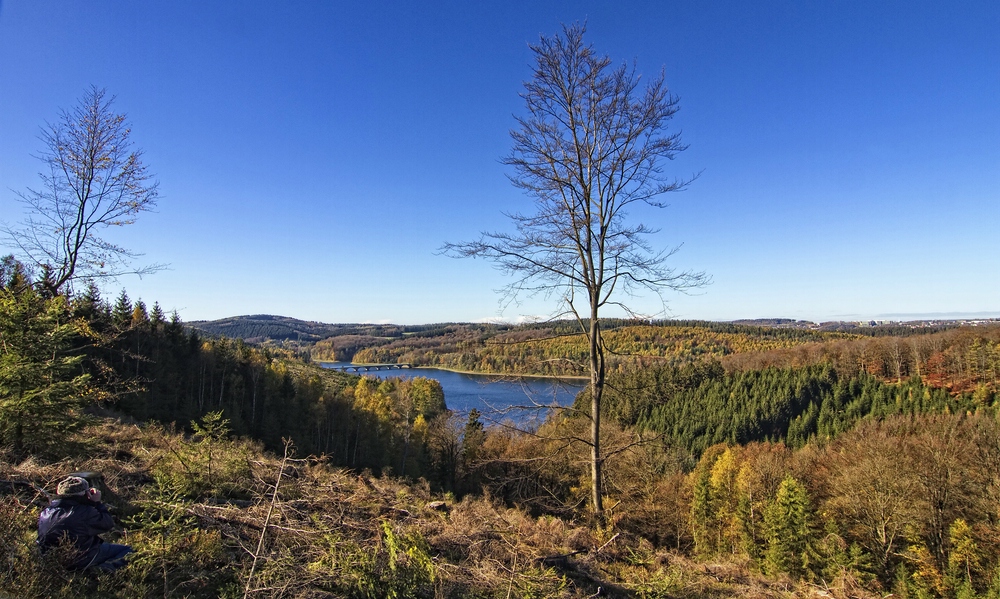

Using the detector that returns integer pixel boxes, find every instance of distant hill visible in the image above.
[187,314,380,343]
[186,314,458,346]
[188,314,982,365]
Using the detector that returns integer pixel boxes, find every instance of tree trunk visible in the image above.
[198,360,206,412]
[400,428,411,478]
[251,385,257,430]
[589,307,604,519]
[218,364,226,407]
[13,418,24,458]
[910,339,922,378]
[400,404,413,478]
[352,418,362,467]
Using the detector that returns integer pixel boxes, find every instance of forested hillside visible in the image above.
[193,314,976,370]
[347,321,857,376]
[187,315,449,346]
[348,319,998,388]
[590,361,994,457]
[469,410,1000,596]
[190,315,473,359]
[721,326,1000,394]
[4,256,1000,597]
[0,262,461,487]
[188,314,348,343]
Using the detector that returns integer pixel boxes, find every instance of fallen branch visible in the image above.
[594,532,620,554]
[244,438,293,599]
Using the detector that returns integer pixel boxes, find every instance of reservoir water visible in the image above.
[319,362,585,425]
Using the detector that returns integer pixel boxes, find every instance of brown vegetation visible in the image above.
[722,326,1000,394]
[0,415,900,599]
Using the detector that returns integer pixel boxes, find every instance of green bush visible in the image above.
[149,412,255,500]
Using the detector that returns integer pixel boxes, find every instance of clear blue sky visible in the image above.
[1,1,997,324]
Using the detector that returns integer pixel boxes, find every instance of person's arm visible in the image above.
[83,488,115,534]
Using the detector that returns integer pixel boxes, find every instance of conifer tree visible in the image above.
[0,275,92,456]
[690,445,727,556]
[150,302,166,328]
[73,282,105,322]
[112,289,133,330]
[763,475,813,577]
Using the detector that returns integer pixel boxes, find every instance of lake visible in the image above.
[318,362,586,426]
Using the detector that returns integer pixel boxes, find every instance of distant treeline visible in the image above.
[312,323,506,362]
[347,322,854,377]
[193,314,966,362]
[815,323,964,336]
[732,317,966,337]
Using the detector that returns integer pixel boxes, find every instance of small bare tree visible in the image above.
[3,86,160,295]
[445,24,706,518]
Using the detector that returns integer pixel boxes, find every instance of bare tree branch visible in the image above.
[444,23,707,520]
[2,86,162,295]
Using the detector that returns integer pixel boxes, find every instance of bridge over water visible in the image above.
[324,363,415,373]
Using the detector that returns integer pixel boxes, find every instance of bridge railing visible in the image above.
[324,363,415,373]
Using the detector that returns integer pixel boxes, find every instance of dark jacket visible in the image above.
[37,496,115,567]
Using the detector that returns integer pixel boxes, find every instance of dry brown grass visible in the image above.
[0,417,860,598]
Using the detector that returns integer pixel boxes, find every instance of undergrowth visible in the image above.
[0,414,871,598]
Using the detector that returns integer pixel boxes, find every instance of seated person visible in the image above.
[37,476,133,572]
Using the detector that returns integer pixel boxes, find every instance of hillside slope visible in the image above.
[0,417,858,599]
[188,314,356,343]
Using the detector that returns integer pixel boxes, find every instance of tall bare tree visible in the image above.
[3,86,160,295]
[445,24,706,517]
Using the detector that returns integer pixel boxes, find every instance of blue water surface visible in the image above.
[319,362,585,426]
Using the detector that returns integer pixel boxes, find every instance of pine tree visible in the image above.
[691,464,715,556]
[112,289,133,329]
[73,281,104,321]
[0,280,92,456]
[150,302,166,328]
[763,475,813,577]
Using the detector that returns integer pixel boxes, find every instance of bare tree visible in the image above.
[444,24,706,518]
[3,86,160,295]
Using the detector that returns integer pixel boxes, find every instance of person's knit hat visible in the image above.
[57,476,90,497]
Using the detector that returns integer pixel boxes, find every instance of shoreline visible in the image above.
[316,361,589,383]
[413,364,589,382]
